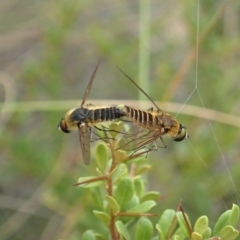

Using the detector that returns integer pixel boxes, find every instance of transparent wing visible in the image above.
[81,62,100,107]
[117,121,166,152]
[78,124,91,165]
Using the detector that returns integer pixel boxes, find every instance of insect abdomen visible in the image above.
[87,106,126,124]
[123,105,159,129]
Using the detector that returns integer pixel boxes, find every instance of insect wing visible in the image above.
[81,62,100,107]
[78,124,91,165]
[117,122,164,151]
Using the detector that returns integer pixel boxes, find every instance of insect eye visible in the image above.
[58,118,71,133]
[173,125,188,142]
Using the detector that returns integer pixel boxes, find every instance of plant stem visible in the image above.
[108,138,119,240]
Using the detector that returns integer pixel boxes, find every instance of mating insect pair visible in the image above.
[58,63,188,165]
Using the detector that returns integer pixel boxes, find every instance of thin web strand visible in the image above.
[187,140,227,208]
[175,0,199,117]
[193,0,240,206]
[177,0,240,206]
[195,0,200,89]
[195,0,240,205]
[197,89,240,204]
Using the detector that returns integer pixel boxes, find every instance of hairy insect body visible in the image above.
[58,63,134,165]
[58,104,126,165]
[60,105,126,132]
[123,105,187,141]
[58,63,188,165]
[117,67,188,143]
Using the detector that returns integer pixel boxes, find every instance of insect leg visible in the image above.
[86,103,95,107]
[157,137,167,148]
[128,142,157,159]
[91,126,116,142]
[88,127,112,142]
[147,107,154,111]
[94,125,129,137]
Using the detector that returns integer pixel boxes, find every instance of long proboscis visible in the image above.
[81,62,100,107]
[117,67,162,112]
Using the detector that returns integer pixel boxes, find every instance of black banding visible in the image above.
[143,111,147,123]
[139,110,142,122]
[94,109,99,121]
[133,109,138,120]
[111,107,115,119]
[100,108,105,120]
[125,106,131,116]
[129,108,134,119]
[108,107,113,120]
[148,112,153,122]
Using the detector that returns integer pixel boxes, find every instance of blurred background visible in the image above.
[0,0,240,239]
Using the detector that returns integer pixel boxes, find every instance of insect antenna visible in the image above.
[81,62,100,107]
[117,67,162,112]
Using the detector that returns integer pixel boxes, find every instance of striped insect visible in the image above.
[117,68,188,152]
[58,64,126,165]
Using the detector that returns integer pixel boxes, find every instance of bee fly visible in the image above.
[117,67,188,151]
[58,63,126,165]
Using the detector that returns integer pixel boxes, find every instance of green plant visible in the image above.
[76,122,240,240]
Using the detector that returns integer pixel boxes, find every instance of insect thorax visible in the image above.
[158,113,180,136]
[70,108,89,122]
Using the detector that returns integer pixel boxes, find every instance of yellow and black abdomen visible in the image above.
[123,105,183,137]
[123,105,161,131]
[86,106,126,125]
